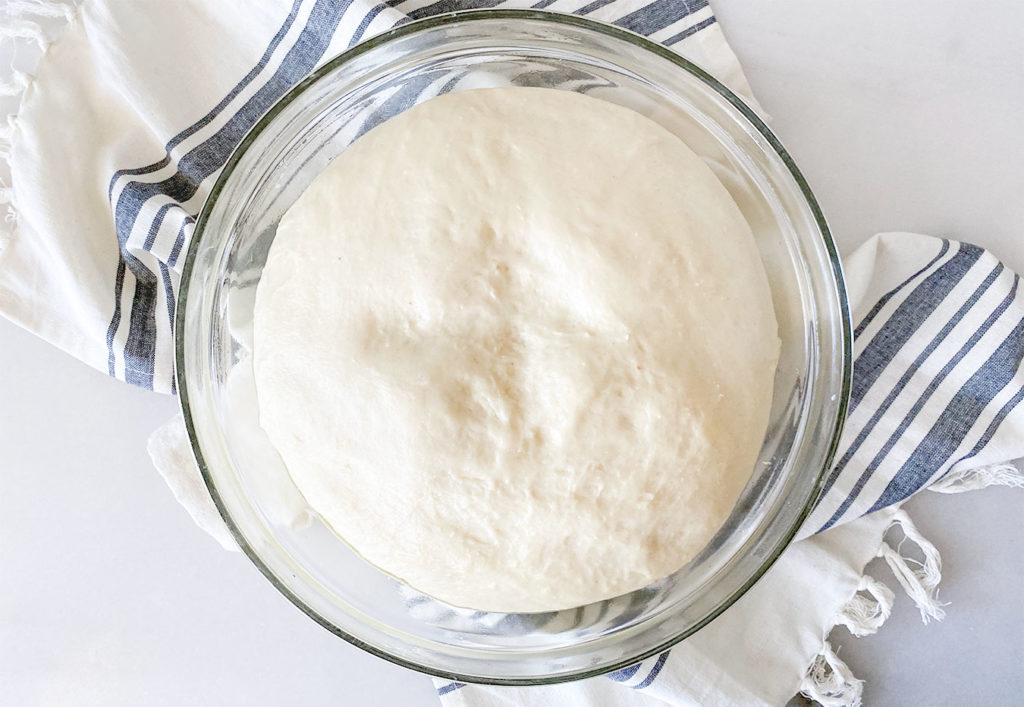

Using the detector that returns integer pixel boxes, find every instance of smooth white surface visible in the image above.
[1,1,1021,704]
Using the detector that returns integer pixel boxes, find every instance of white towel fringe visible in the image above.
[929,462,1024,493]
[799,641,863,707]
[804,507,949,705]
[799,574,893,706]
[5,0,77,21]
[0,70,30,97]
[0,18,49,50]
[877,509,946,624]
[835,573,895,638]
[0,0,82,236]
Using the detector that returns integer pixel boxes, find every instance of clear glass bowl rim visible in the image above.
[175,8,853,685]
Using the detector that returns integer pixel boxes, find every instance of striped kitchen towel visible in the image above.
[0,0,748,393]
[800,237,1024,536]
[1,1,1022,706]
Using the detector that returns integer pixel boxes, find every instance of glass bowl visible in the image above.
[176,10,851,685]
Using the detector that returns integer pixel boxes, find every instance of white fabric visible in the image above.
[2,1,1023,706]
[146,417,238,551]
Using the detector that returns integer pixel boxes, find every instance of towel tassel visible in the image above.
[0,18,48,50]
[799,640,863,707]
[877,509,946,624]
[798,572,892,706]
[0,69,30,98]
[0,0,83,237]
[5,0,77,22]
[802,508,945,706]
[929,462,1024,494]
[834,573,895,638]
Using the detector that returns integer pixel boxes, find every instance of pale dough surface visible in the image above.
[253,88,779,613]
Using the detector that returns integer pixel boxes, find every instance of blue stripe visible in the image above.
[575,0,618,15]
[105,0,306,200]
[865,312,1024,513]
[107,156,171,201]
[941,384,1024,475]
[436,682,465,696]
[664,15,715,45]
[159,262,177,395]
[285,94,385,183]
[104,259,127,376]
[572,605,585,625]
[822,282,1023,530]
[510,64,613,89]
[607,662,643,682]
[633,651,670,689]
[848,243,983,412]
[352,69,451,140]
[529,610,558,628]
[406,0,504,21]
[348,2,389,46]
[437,69,470,95]
[817,262,1005,500]
[109,0,352,388]
[167,217,193,268]
[854,239,951,340]
[594,598,613,623]
[614,0,708,36]
[143,203,175,251]
[121,268,159,387]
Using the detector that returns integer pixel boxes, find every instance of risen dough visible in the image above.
[253,88,779,613]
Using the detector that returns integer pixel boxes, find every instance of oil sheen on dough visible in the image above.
[253,87,779,613]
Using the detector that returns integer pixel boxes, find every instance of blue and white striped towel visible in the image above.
[1,1,1022,705]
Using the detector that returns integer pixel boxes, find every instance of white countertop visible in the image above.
[2,1,1022,704]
